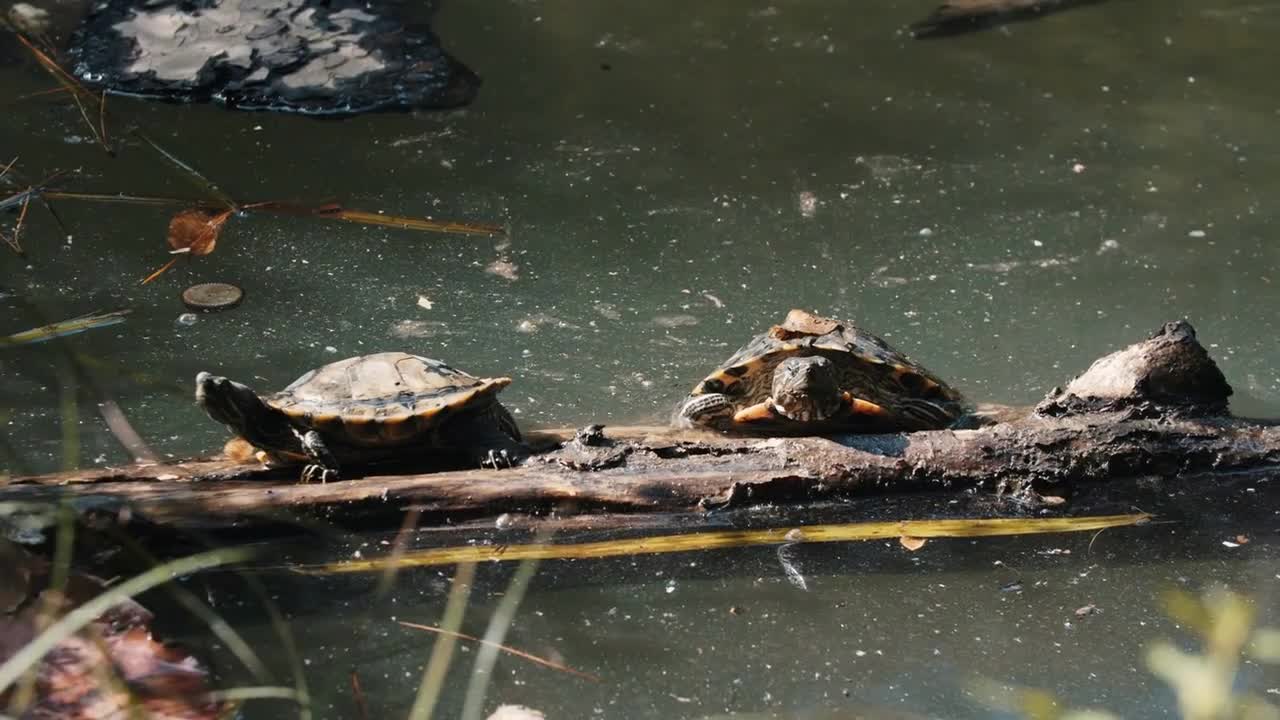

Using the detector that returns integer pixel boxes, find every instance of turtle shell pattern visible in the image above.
[689,312,966,430]
[266,352,511,448]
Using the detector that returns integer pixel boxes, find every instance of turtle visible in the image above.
[673,309,966,433]
[195,352,527,482]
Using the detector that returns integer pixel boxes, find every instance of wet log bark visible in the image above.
[1,321,1276,534]
[909,0,1109,38]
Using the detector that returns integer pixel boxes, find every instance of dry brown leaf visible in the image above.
[771,308,841,340]
[899,536,927,551]
[167,207,233,256]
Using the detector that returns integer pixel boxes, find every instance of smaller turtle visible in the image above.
[196,352,526,481]
[674,309,966,433]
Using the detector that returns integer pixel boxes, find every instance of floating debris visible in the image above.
[0,309,130,347]
[594,302,622,320]
[390,319,452,339]
[797,190,818,218]
[516,314,577,334]
[486,258,520,281]
[776,543,809,591]
[182,282,244,312]
[899,536,927,551]
[653,314,698,328]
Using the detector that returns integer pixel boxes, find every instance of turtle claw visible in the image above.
[300,464,338,483]
[481,448,512,469]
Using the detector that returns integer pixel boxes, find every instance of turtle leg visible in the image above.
[732,400,784,424]
[839,391,891,419]
[734,392,891,425]
[470,426,530,469]
[441,406,531,470]
[295,429,340,483]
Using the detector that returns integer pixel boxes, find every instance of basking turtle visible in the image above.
[674,310,966,433]
[196,352,526,481]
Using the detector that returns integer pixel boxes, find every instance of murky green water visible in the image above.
[182,496,1280,719]
[5,1,1280,716]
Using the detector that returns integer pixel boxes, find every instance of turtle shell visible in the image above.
[266,352,511,448]
[686,309,965,430]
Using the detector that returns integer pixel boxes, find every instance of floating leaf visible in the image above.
[168,207,233,256]
[141,207,234,284]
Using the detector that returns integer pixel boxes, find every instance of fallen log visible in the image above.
[2,320,1276,537]
[909,0,1109,38]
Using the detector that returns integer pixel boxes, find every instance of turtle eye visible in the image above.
[699,378,725,394]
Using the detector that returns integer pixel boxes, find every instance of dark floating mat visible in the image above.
[67,0,480,115]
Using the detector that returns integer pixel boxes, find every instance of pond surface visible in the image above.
[4,0,1280,717]
[183,494,1280,720]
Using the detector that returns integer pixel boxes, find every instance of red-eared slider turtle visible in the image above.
[196,352,526,481]
[674,309,966,432]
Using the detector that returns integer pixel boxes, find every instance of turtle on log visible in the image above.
[674,309,967,434]
[196,352,526,481]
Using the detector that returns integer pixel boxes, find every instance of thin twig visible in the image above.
[349,671,369,720]
[98,91,109,149]
[5,192,31,254]
[399,621,601,682]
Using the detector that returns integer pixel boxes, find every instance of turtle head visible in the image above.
[195,372,272,435]
[771,356,844,422]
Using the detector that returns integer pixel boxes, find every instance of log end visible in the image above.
[1037,320,1233,418]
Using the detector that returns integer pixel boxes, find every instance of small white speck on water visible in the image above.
[918,228,934,237]
[1071,163,1086,174]
[1033,240,1044,247]
[1189,230,1207,238]
[176,313,198,326]
[325,346,338,353]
